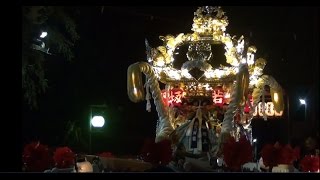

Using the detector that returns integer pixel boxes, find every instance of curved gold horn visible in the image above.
[127,62,173,142]
[127,62,145,103]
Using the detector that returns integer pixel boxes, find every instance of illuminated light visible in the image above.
[299,99,306,105]
[91,116,105,127]
[40,31,47,38]
[168,70,181,80]
[255,102,283,117]
[249,76,258,87]
[204,70,214,78]
[181,69,192,78]
[155,60,165,67]
[236,40,244,53]
[274,92,279,103]
[133,87,138,95]
[247,53,255,65]
[253,139,257,143]
[253,106,258,116]
[203,83,210,90]
[224,92,231,98]
[215,69,224,78]
[258,102,266,117]
[274,109,283,116]
[225,41,233,49]
[265,102,274,116]
[234,67,239,73]
[234,62,240,67]
[253,67,263,76]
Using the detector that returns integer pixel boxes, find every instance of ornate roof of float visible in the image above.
[146,6,265,87]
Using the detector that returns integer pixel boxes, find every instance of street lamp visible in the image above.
[91,116,105,128]
[299,99,306,105]
[89,105,107,154]
[299,98,307,121]
[40,31,48,38]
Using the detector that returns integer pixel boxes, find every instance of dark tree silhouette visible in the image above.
[22,6,80,109]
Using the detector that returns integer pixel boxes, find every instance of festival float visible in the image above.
[22,6,318,173]
[127,6,285,171]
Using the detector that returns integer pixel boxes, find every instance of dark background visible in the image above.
[22,6,319,156]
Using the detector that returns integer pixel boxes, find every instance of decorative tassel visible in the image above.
[262,86,267,120]
[145,77,151,112]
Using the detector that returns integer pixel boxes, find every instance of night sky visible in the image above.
[22,7,319,155]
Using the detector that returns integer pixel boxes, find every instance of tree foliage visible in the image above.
[22,6,80,109]
[63,120,88,151]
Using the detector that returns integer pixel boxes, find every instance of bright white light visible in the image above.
[91,116,105,127]
[181,69,192,78]
[204,70,214,78]
[249,75,258,87]
[236,40,244,53]
[299,99,306,105]
[225,41,233,49]
[234,67,239,73]
[247,53,255,65]
[253,139,257,143]
[155,60,165,67]
[168,70,181,80]
[241,58,247,64]
[215,69,224,78]
[133,87,138,95]
[203,83,210,90]
[40,32,47,38]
